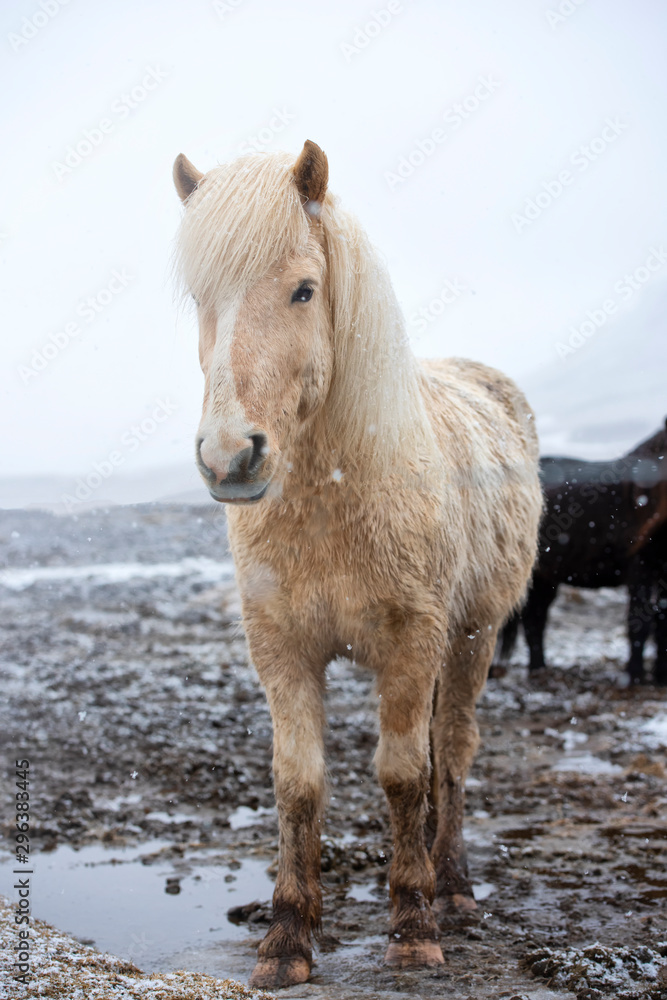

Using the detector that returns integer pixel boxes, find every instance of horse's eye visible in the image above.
[191,293,200,307]
[292,284,313,303]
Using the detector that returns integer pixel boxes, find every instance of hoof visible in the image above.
[384,938,444,968]
[451,892,478,914]
[433,892,479,927]
[249,955,311,989]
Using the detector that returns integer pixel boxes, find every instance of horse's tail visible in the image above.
[498,609,521,663]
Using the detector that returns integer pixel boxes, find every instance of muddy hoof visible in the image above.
[452,892,478,914]
[433,893,479,927]
[249,955,311,989]
[384,939,444,968]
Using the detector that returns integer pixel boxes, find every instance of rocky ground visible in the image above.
[1,503,667,999]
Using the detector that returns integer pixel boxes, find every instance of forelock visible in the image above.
[175,152,313,306]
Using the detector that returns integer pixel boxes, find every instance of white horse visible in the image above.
[173,140,542,989]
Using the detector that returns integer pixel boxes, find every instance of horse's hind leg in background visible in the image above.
[522,576,558,672]
[627,562,652,684]
[653,570,667,685]
[631,533,667,685]
[374,649,444,969]
[248,631,327,989]
[430,628,497,921]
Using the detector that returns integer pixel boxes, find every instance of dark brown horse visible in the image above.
[499,421,667,683]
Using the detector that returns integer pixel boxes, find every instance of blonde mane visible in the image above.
[174,151,439,480]
[170,143,543,989]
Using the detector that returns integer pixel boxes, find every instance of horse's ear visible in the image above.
[173,154,204,202]
[292,140,328,216]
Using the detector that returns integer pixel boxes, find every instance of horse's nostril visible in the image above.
[248,433,268,474]
[196,437,217,484]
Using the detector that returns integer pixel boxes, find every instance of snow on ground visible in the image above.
[524,941,667,997]
[2,504,667,999]
[0,557,235,591]
[0,895,275,1000]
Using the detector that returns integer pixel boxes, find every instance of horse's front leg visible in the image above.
[430,628,496,922]
[374,659,444,969]
[247,635,327,989]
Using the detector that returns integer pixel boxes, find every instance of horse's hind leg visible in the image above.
[431,628,496,923]
[654,573,667,685]
[627,572,652,684]
[522,576,557,673]
[248,644,326,990]
[374,657,444,969]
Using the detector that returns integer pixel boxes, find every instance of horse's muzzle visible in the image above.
[196,432,271,503]
[208,480,270,504]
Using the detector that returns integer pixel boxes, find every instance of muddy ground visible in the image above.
[1,503,667,999]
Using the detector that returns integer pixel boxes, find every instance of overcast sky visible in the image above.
[1,0,665,494]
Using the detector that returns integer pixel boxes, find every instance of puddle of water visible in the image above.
[347,880,494,904]
[553,752,623,776]
[638,886,667,903]
[616,864,667,903]
[347,883,381,903]
[463,822,494,847]
[336,934,386,959]
[144,811,199,825]
[19,840,274,969]
[501,826,545,840]
[227,805,276,831]
[473,881,496,901]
